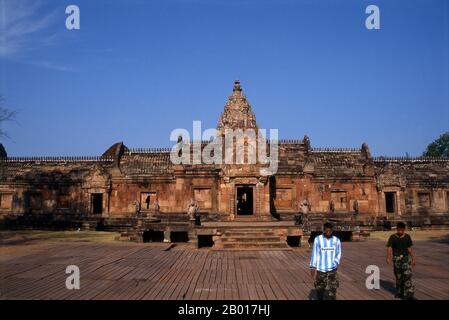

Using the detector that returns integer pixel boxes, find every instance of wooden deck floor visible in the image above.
[1,239,448,300]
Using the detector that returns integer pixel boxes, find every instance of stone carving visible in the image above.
[303,135,311,151]
[329,199,335,213]
[299,199,310,215]
[361,143,372,160]
[187,199,199,220]
[134,200,141,217]
[353,199,359,215]
[295,200,311,227]
[153,199,160,212]
[217,80,258,133]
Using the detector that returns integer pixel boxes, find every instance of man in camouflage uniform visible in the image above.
[310,222,342,300]
[314,269,339,300]
[386,222,416,300]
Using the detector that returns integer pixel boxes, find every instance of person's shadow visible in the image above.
[307,281,396,300]
[308,289,318,300]
[380,279,396,295]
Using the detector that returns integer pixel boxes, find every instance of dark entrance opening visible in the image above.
[333,231,353,241]
[308,231,353,242]
[91,193,103,215]
[236,186,253,215]
[385,192,396,214]
[170,231,189,243]
[198,235,214,248]
[382,220,392,230]
[287,236,301,247]
[142,230,164,242]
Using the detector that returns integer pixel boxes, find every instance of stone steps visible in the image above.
[224,231,276,237]
[217,242,292,250]
[213,227,291,251]
[221,236,281,243]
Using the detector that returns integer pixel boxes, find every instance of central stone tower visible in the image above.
[214,81,271,220]
[217,80,258,134]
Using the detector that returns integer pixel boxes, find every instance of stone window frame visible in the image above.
[382,188,401,216]
[57,194,71,210]
[235,185,255,215]
[28,192,43,210]
[139,191,157,210]
[330,189,348,212]
[417,191,432,208]
[192,185,213,213]
[89,192,104,216]
[0,192,14,211]
[273,184,297,212]
[231,177,259,217]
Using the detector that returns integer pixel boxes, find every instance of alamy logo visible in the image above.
[365,5,380,30]
[65,265,80,290]
[365,265,380,290]
[169,121,279,176]
[65,5,80,30]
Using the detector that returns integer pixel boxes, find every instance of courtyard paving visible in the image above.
[1,234,448,300]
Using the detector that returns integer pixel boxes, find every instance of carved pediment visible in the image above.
[84,164,111,189]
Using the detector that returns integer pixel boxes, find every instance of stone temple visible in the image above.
[1,81,449,248]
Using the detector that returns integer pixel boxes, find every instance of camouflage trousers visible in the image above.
[315,270,339,300]
[393,255,415,299]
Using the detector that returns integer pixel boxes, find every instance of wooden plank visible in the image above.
[2,239,449,300]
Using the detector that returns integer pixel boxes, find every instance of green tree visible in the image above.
[423,132,449,158]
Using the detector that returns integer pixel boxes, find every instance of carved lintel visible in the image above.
[233,177,258,185]
[258,176,268,185]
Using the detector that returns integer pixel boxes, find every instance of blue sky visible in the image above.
[0,0,448,156]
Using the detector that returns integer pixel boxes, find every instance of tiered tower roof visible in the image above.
[217,80,258,133]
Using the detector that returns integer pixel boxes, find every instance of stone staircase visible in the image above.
[213,227,292,251]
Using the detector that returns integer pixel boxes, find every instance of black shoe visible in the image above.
[316,290,324,300]
[394,293,403,299]
[404,295,417,300]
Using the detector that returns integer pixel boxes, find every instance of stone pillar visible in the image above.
[255,184,260,217]
[163,227,171,243]
[134,231,144,243]
[229,182,236,220]
[188,219,197,245]
[134,218,144,243]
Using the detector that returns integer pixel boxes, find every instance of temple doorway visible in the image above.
[236,186,254,215]
[91,193,103,215]
[385,192,396,216]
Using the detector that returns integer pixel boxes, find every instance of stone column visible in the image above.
[163,227,171,243]
[188,219,197,245]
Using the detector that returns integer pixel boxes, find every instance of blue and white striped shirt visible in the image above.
[309,234,342,272]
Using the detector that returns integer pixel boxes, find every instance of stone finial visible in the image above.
[303,135,311,151]
[233,80,242,92]
[361,143,372,160]
[217,80,258,132]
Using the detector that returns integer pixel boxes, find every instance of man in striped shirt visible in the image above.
[309,222,342,300]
